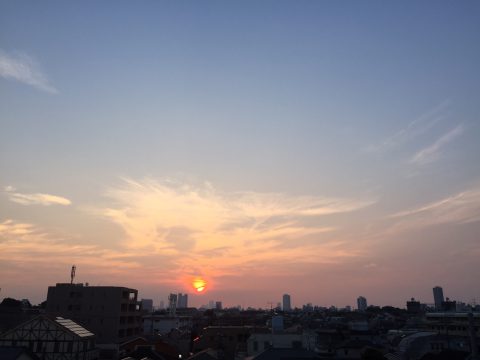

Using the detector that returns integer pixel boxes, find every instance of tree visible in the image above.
[0,297,22,308]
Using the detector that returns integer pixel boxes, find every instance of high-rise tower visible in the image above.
[282,294,291,311]
[357,296,367,311]
[433,286,444,310]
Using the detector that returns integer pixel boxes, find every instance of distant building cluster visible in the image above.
[0,280,478,360]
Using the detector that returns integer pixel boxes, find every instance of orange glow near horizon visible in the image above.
[193,278,207,293]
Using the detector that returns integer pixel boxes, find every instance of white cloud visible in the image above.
[5,186,71,206]
[0,49,57,93]
[409,125,464,165]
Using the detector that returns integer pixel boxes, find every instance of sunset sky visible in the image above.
[1,1,480,308]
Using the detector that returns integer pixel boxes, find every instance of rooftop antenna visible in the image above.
[70,265,76,284]
[267,301,274,312]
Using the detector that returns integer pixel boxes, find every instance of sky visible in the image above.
[1,1,479,309]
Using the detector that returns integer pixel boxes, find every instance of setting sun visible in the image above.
[193,279,207,293]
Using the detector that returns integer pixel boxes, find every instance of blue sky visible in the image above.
[1,1,480,307]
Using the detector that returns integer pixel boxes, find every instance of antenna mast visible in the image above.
[70,265,76,284]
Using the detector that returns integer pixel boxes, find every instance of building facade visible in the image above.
[45,283,142,346]
[357,296,367,311]
[282,294,291,312]
[177,293,188,309]
[140,299,153,313]
[433,286,444,311]
[0,315,98,360]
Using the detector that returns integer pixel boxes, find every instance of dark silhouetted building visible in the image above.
[282,294,291,312]
[177,293,188,309]
[407,298,422,313]
[45,283,141,349]
[141,299,153,313]
[441,298,457,312]
[433,286,444,311]
[357,296,367,311]
[0,315,98,360]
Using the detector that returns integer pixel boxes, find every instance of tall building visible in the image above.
[168,293,177,316]
[282,294,291,311]
[45,283,142,347]
[433,286,444,310]
[177,293,188,308]
[141,298,153,312]
[357,296,367,311]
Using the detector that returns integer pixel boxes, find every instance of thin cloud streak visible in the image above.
[409,125,464,165]
[389,185,480,231]
[0,49,57,93]
[5,186,71,206]
[366,101,449,153]
[0,219,140,272]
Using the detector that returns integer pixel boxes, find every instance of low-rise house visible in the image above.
[0,315,98,360]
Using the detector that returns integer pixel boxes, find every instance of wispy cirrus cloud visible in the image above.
[409,124,464,165]
[389,184,480,230]
[4,186,71,206]
[95,178,375,284]
[0,49,57,93]
[366,101,449,153]
[0,219,140,280]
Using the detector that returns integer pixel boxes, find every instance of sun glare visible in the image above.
[193,279,207,293]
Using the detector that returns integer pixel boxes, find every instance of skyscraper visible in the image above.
[177,293,188,308]
[357,296,367,311]
[433,286,444,310]
[282,294,291,311]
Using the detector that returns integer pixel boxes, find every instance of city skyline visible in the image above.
[1,1,480,308]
